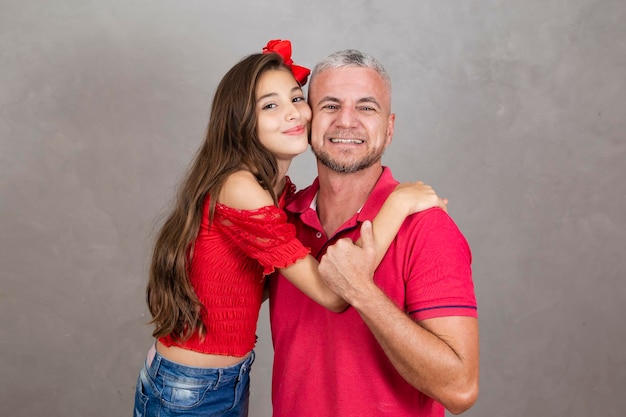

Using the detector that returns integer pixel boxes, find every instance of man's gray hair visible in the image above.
[310,49,391,92]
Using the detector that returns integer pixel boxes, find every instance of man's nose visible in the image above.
[335,106,358,128]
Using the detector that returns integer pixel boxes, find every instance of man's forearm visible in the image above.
[350,285,479,414]
[318,222,479,413]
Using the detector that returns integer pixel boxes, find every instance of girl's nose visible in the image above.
[285,102,300,121]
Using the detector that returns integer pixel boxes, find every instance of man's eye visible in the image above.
[323,105,338,110]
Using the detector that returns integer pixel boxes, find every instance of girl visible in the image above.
[133,40,446,417]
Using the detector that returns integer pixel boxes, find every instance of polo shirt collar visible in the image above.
[286,166,399,226]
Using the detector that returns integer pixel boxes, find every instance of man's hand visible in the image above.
[320,220,479,413]
[318,220,378,304]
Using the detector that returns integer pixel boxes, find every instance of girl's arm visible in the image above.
[220,171,345,312]
[366,181,447,266]
[278,181,447,312]
[221,172,446,312]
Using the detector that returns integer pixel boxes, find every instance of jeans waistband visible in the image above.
[145,343,255,387]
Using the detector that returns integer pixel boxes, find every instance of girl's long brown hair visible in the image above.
[147,53,290,341]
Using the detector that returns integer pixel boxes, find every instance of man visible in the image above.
[269,49,479,417]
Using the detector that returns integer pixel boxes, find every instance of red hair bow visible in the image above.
[262,39,311,86]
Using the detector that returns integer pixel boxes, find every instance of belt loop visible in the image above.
[215,368,223,389]
[238,354,251,381]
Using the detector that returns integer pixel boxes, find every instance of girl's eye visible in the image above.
[262,103,277,110]
[293,96,305,103]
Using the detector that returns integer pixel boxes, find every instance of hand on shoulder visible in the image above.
[390,181,449,215]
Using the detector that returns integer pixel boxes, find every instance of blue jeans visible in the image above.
[133,345,254,417]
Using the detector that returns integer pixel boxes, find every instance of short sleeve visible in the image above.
[214,203,310,275]
[403,209,478,321]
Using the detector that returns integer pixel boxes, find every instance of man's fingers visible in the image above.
[360,220,375,248]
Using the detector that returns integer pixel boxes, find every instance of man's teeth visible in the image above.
[330,139,364,144]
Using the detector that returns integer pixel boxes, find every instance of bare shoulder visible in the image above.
[218,170,274,210]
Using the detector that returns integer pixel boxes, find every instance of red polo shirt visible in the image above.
[269,167,477,417]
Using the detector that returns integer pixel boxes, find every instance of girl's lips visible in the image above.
[283,125,306,135]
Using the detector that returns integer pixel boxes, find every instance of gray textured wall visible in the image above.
[1,1,625,416]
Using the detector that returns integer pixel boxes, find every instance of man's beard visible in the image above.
[311,145,384,174]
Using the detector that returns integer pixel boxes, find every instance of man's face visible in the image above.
[308,66,395,173]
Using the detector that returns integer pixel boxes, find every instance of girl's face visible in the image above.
[255,69,311,163]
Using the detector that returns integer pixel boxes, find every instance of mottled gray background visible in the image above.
[1,1,625,416]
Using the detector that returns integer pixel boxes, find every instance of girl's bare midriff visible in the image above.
[156,341,250,368]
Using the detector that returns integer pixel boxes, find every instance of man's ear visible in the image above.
[385,113,396,146]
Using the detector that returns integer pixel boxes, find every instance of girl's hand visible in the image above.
[390,181,448,215]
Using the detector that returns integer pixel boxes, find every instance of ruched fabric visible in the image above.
[160,177,309,356]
